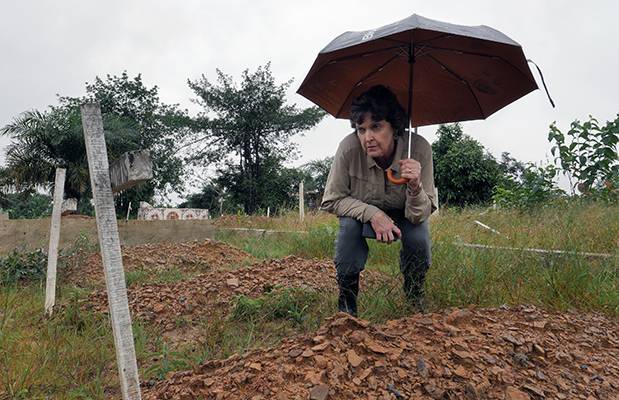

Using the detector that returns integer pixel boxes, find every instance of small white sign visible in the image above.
[362,30,376,41]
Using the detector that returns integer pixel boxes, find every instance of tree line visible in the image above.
[1,64,617,219]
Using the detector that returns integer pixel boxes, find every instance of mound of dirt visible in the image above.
[142,305,619,400]
[84,256,385,331]
[65,239,252,285]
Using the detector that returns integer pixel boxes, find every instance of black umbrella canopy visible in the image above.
[298,14,538,127]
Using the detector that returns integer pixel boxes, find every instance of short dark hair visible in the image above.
[350,85,408,137]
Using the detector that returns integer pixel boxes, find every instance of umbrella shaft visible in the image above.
[407,42,415,160]
[407,123,416,159]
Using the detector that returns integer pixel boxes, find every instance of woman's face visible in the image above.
[356,113,395,162]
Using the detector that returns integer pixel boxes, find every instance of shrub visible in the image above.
[548,114,619,200]
[0,248,47,285]
[493,160,565,209]
[432,123,501,206]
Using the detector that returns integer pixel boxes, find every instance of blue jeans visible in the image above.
[334,216,432,301]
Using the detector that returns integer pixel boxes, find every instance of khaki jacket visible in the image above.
[321,132,437,224]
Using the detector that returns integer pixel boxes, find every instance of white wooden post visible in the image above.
[126,201,132,222]
[81,103,142,400]
[299,181,305,222]
[266,206,270,218]
[44,167,66,315]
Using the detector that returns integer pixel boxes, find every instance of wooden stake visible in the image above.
[299,181,305,222]
[44,167,66,316]
[81,103,142,400]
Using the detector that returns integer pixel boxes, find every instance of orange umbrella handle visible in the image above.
[386,168,408,185]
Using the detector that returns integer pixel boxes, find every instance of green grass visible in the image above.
[215,201,619,317]
[1,200,617,398]
[125,266,186,287]
[0,286,115,399]
[231,286,324,325]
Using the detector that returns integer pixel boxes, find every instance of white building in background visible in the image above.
[137,202,209,221]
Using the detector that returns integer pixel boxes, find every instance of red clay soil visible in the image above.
[143,306,619,400]
[65,239,252,286]
[84,256,385,331]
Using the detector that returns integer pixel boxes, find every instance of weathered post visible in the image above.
[81,103,141,400]
[299,181,305,222]
[126,201,132,222]
[44,167,66,315]
[267,206,270,218]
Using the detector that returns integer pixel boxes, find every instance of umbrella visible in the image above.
[297,14,552,184]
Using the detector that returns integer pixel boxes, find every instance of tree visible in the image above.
[301,156,333,195]
[432,123,501,206]
[1,108,140,210]
[179,182,224,216]
[213,154,307,214]
[1,72,191,212]
[187,63,326,213]
[59,72,192,206]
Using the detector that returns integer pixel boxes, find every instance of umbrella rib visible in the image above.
[323,35,453,65]
[416,33,455,45]
[334,53,402,118]
[421,44,534,83]
[356,33,453,48]
[323,44,404,64]
[426,54,485,119]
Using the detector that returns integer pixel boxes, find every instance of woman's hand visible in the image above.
[399,158,422,194]
[370,211,402,243]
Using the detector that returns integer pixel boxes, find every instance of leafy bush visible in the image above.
[0,191,52,219]
[493,153,565,209]
[548,114,618,199]
[0,248,47,285]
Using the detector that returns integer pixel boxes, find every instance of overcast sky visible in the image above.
[1,1,618,197]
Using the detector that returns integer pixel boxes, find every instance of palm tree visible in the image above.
[1,106,140,205]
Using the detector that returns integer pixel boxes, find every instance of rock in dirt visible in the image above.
[309,384,329,400]
[346,349,364,368]
[505,386,531,400]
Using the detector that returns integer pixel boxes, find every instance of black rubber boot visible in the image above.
[401,249,429,313]
[337,273,359,316]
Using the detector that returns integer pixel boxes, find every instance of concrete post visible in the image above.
[81,103,142,400]
[110,150,153,193]
[299,181,305,222]
[44,167,66,315]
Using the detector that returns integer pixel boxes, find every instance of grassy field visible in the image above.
[1,200,617,398]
